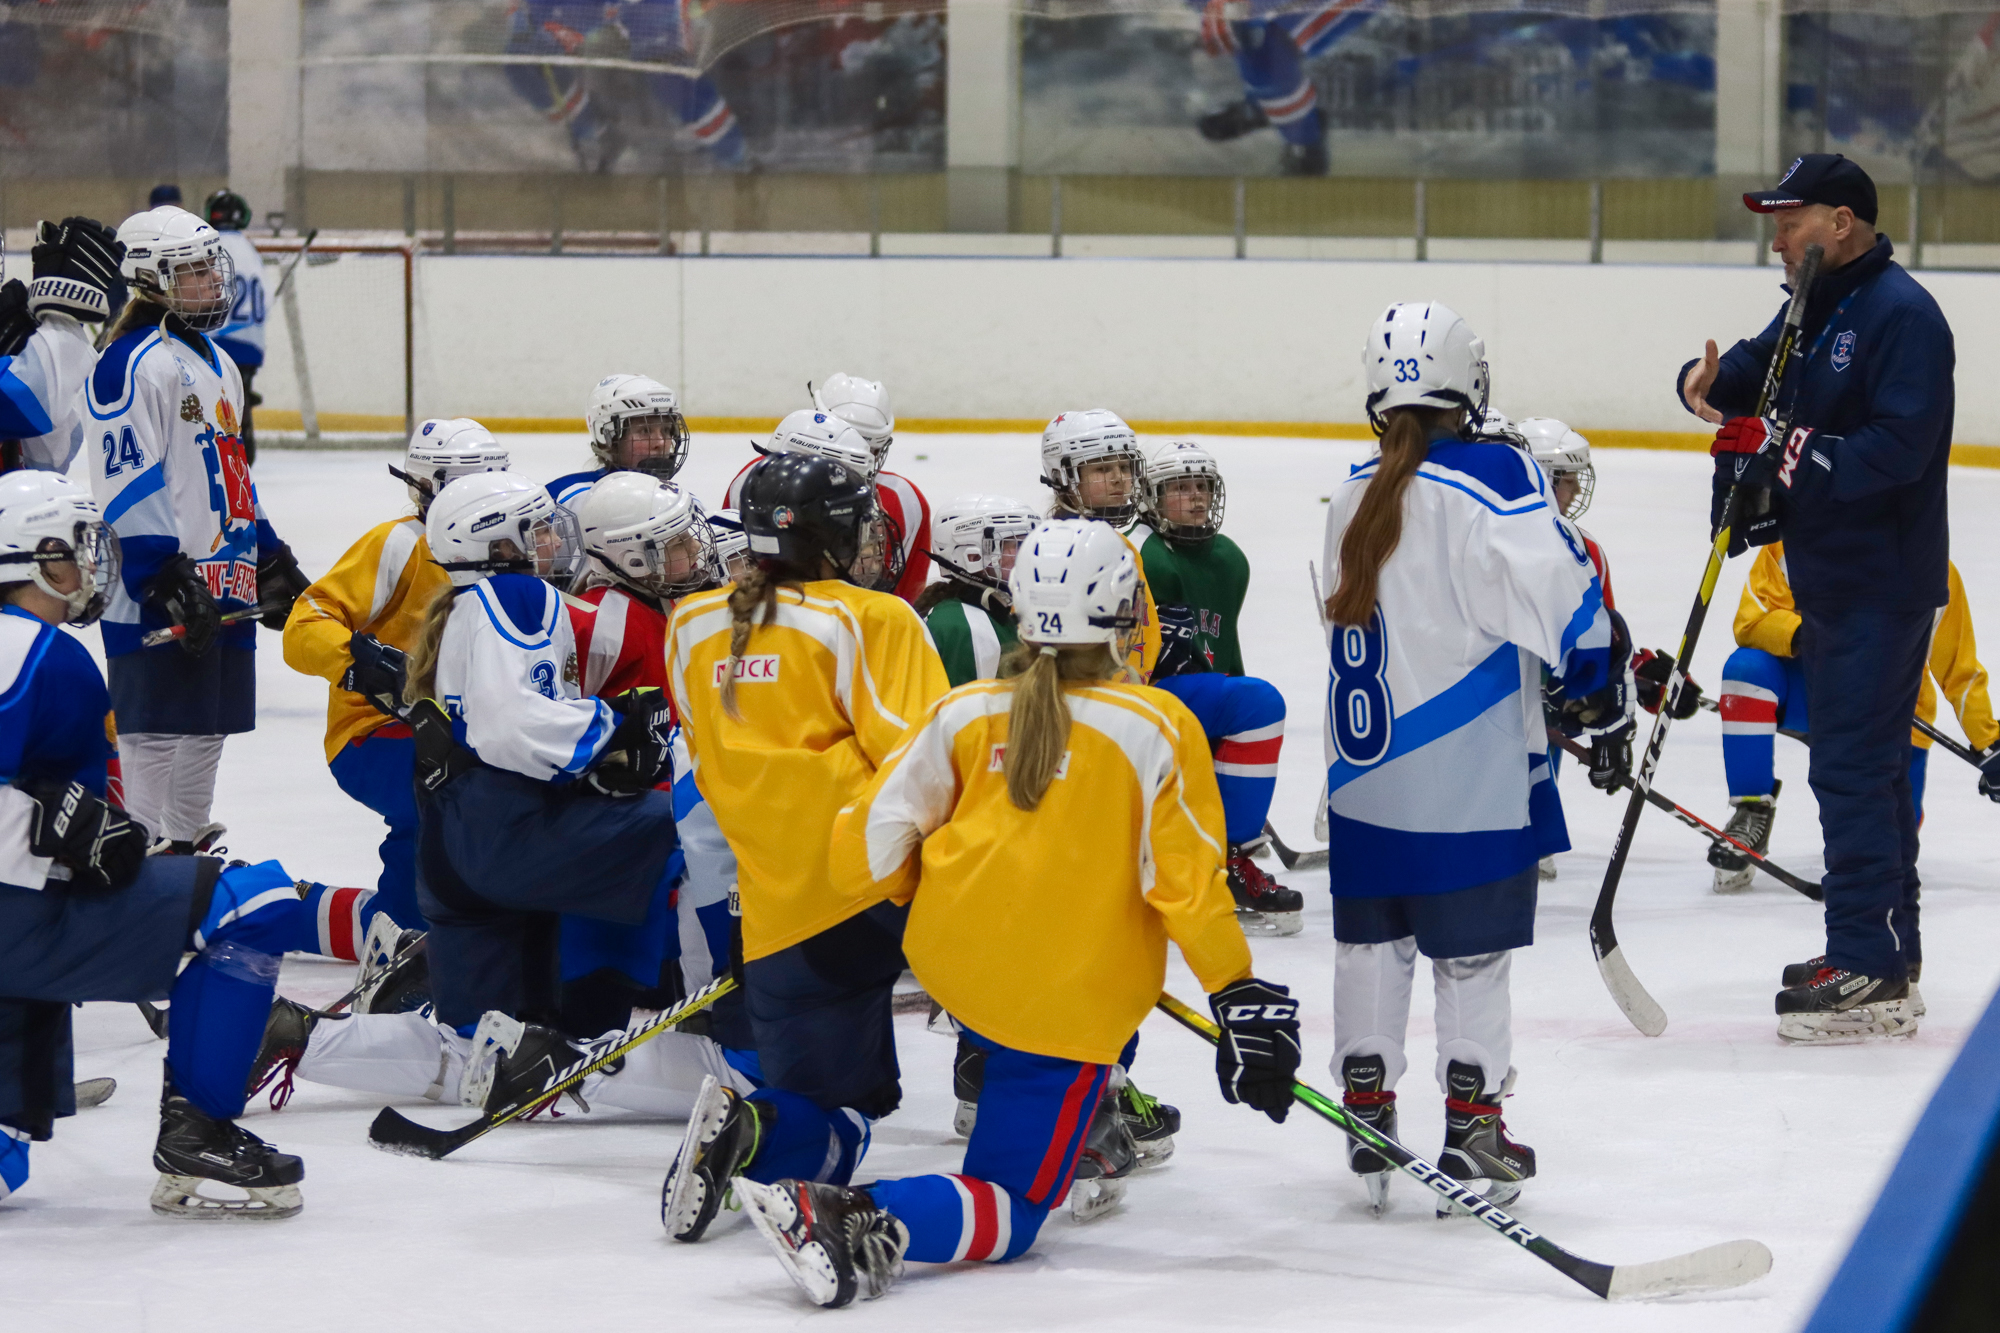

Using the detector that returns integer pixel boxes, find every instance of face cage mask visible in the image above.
[841,507,905,594]
[477,508,585,585]
[607,521,723,600]
[1557,466,1596,521]
[1144,472,1226,541]
[1058,449,1143,525]
[3,523,120,626]
[596,412,691,481]
[158,248,236,334]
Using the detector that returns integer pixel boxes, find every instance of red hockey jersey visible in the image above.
[565,581,669,698]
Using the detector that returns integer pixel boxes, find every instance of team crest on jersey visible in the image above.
[988,744,1070,778]
[179,394,204,424]
[1831,330,1855,373]
[714,654,780,685]
[563,652,579,686]
[216,399,239,436]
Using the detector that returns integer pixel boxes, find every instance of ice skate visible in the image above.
[1228,843,1303,936]
[1537,855,1556,882]
[1436,1062,1533,1218]
[1709,783,1778,893]
[1339,1055,1397,1216]
[951,1029,985,1138]
[1068,1086,1137,1221]
[151,1073,304,1220]
[246,995,327,1110]
[1776,968,1919,1044]
[1118,1077,1180,1165]
[74,1077,116,1109]
[739,1178,908,1309]
[353,915,431,1015]
[1783,956,1924,1018]
[469,1018,600,1115]
[147,822,227,858]
[1197,98,1269,142]
[662,1074,768,1241]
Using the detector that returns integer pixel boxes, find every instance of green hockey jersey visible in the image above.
[924,589,1020,687]
[1133,524,1251,676]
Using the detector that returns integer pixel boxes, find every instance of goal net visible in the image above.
[253,240,415,451]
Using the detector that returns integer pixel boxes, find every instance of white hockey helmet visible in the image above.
[1140,441,1226,541]
[707,507,751,581]
[115,206,234,333]
[810,373,894,474]
[397,417,510,510]
[1517,417,1595,520]
[1008,518,1139,648]
[1041,409,1144,525]
[764,408,876,478]
[1361,301,1490,433]
[427,472,583,588]
[0,471,119,626]
[574,472,719,599]
[585,374,689,479]
[1468,407,1526,449]
[931,495,1040,598]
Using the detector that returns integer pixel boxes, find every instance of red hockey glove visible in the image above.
[1631,648,1702,720]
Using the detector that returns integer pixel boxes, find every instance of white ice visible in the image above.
[10,434,1998,1331]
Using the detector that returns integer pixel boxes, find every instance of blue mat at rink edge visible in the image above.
[1802,982,2000,1333]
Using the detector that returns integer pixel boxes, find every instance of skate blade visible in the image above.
[1910,986,1927,1019]
[1363,1171,1390,1216]
[150,1174,302,1221]
[74,1077,116,1109]
[1711,867,1754,894]
[952,1101,977,1138]
[739,1180,847,1308]
[1778,1002,1920,1045]
[1131,1133,1176,1167]
[1437,1180,1521,1219]
[1235,908,1303,938]
[1068,1175,1126,1223]
[663,1077,732,1241]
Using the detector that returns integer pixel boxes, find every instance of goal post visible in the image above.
[255,238,415,450]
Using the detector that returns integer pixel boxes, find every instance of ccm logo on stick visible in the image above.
[713,655,780,685]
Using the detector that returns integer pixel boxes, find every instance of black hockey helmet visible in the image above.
[740,453,903,591]
[204,189,251,231]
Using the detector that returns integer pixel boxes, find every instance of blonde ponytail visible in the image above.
[719,566,799,722]
[402,585,456,706]
[996,641,1122,811]
[1327,406,1457,627]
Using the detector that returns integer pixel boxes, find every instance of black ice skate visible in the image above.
[1340,1054,1398,1216]
[739,1178,908,1309]
[1197,98,1270,142]
[1228,842,1304,936]
[662,1074,769,1241]
[1775,967,1918,1044]
[152,1070,304,1220]
[1782,956,1924,1017]
[353,915,431,1015]
[466,1018,602,1116]
[148,822,228,858]
[951,1028,986,1138]
[246,996,331,1110]
[1708,782,1779,893]
[1118,1077,1181,1165]
[1437,1062,1533,1218]
[1068,1083,1139,1222]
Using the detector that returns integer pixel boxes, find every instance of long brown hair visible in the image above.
[98,298,170,351]
[719,566,804,721]
[995,640,1124,812]
[1326,406,1458,627]
[402,585,457,705]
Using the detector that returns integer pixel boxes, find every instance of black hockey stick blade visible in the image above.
[1262,820,1329,871]
[1156,993,1772,1299]
[369,976,737,1161]
[1545,728,1821,901]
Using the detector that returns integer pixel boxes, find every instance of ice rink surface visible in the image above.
[8,432,1998,1331]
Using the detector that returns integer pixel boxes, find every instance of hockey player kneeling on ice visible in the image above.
[728,518,1300,1309]
[0,471,339,1219]
[281,418,510,989]
[547,372,691,509]
[1322,304,1632,1217]
[1134,441,1301,936]
[662,453,948,1245]
[89,206,312,859]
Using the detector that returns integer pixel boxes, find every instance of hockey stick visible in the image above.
[368,975,736,1160]
[1262,820,1328,871]
[1544,728,1820,900]
[1695,692,1989,772]
[1156,993,1772,1298]
[1589,242,1824,1037]
[267,228,320,304]
[141,605,276,648]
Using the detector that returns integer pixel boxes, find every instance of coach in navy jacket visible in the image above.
[1678,153,1954,1039]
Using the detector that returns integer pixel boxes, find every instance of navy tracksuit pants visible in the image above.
[1799,603,1932,980]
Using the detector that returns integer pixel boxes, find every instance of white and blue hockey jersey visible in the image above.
[0,605,115,890]
[212,231,267,368]
[1320,435,1611,896]
[0,314,98,472]
[435,573,615,783]
[87,320,281,657]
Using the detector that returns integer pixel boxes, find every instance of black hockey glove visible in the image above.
[1587,723,1633,792]
[1977,746,2000,803]
[29,216,123,324]
[343,632,409,718]
[588,688,674,797]
[255,542,311,630]
[1210,977,1301,1124]
[1558,608,1632,743]
[0,280,34,358]
[1631,648,1701,720]
[19,778,149,893]
[1152,604,1212,680]
[143,554,222,657]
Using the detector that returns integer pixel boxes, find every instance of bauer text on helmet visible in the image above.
[1008,519,1140,647]
[427,472,583,587]
[931,495,1040,596]
[575,472,720,599]
[768,409,875,480]
[397,418,509,508]
[1361,302,1490,433]
[0,472,120,627]
[116,207,236,334]
[586,374,689,480]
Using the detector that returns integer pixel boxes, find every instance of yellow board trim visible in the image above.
[254,410,2000,468]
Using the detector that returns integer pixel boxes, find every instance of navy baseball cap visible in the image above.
[148,183,183,208]
[1743,153,1877,224]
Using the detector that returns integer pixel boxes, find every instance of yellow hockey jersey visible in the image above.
[666,579,949,960]
[1122,530,1162,680]
[283,515,449,763]
[830,679,1253,1065]
[1734,543,1997,752]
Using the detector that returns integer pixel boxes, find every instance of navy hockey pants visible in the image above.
[328,725,424,931]
[870,1028,1113,1263]
[1799,603,1930,979]
[740,903,906,1188]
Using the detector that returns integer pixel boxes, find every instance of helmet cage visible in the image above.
[439,504,583,584]
[1551,465,1596,521]
[1141,449,1227,541]
[1048,444,1145,525]
[936,510,1039,597]
[592,509,722,600]
[591,408,691,481]
[136,246,235,335]
[0,520,119,627]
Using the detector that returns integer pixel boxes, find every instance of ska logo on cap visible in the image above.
[1779,157,1803,185]
[1832,330,1855,373]
[772,505,796,529]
